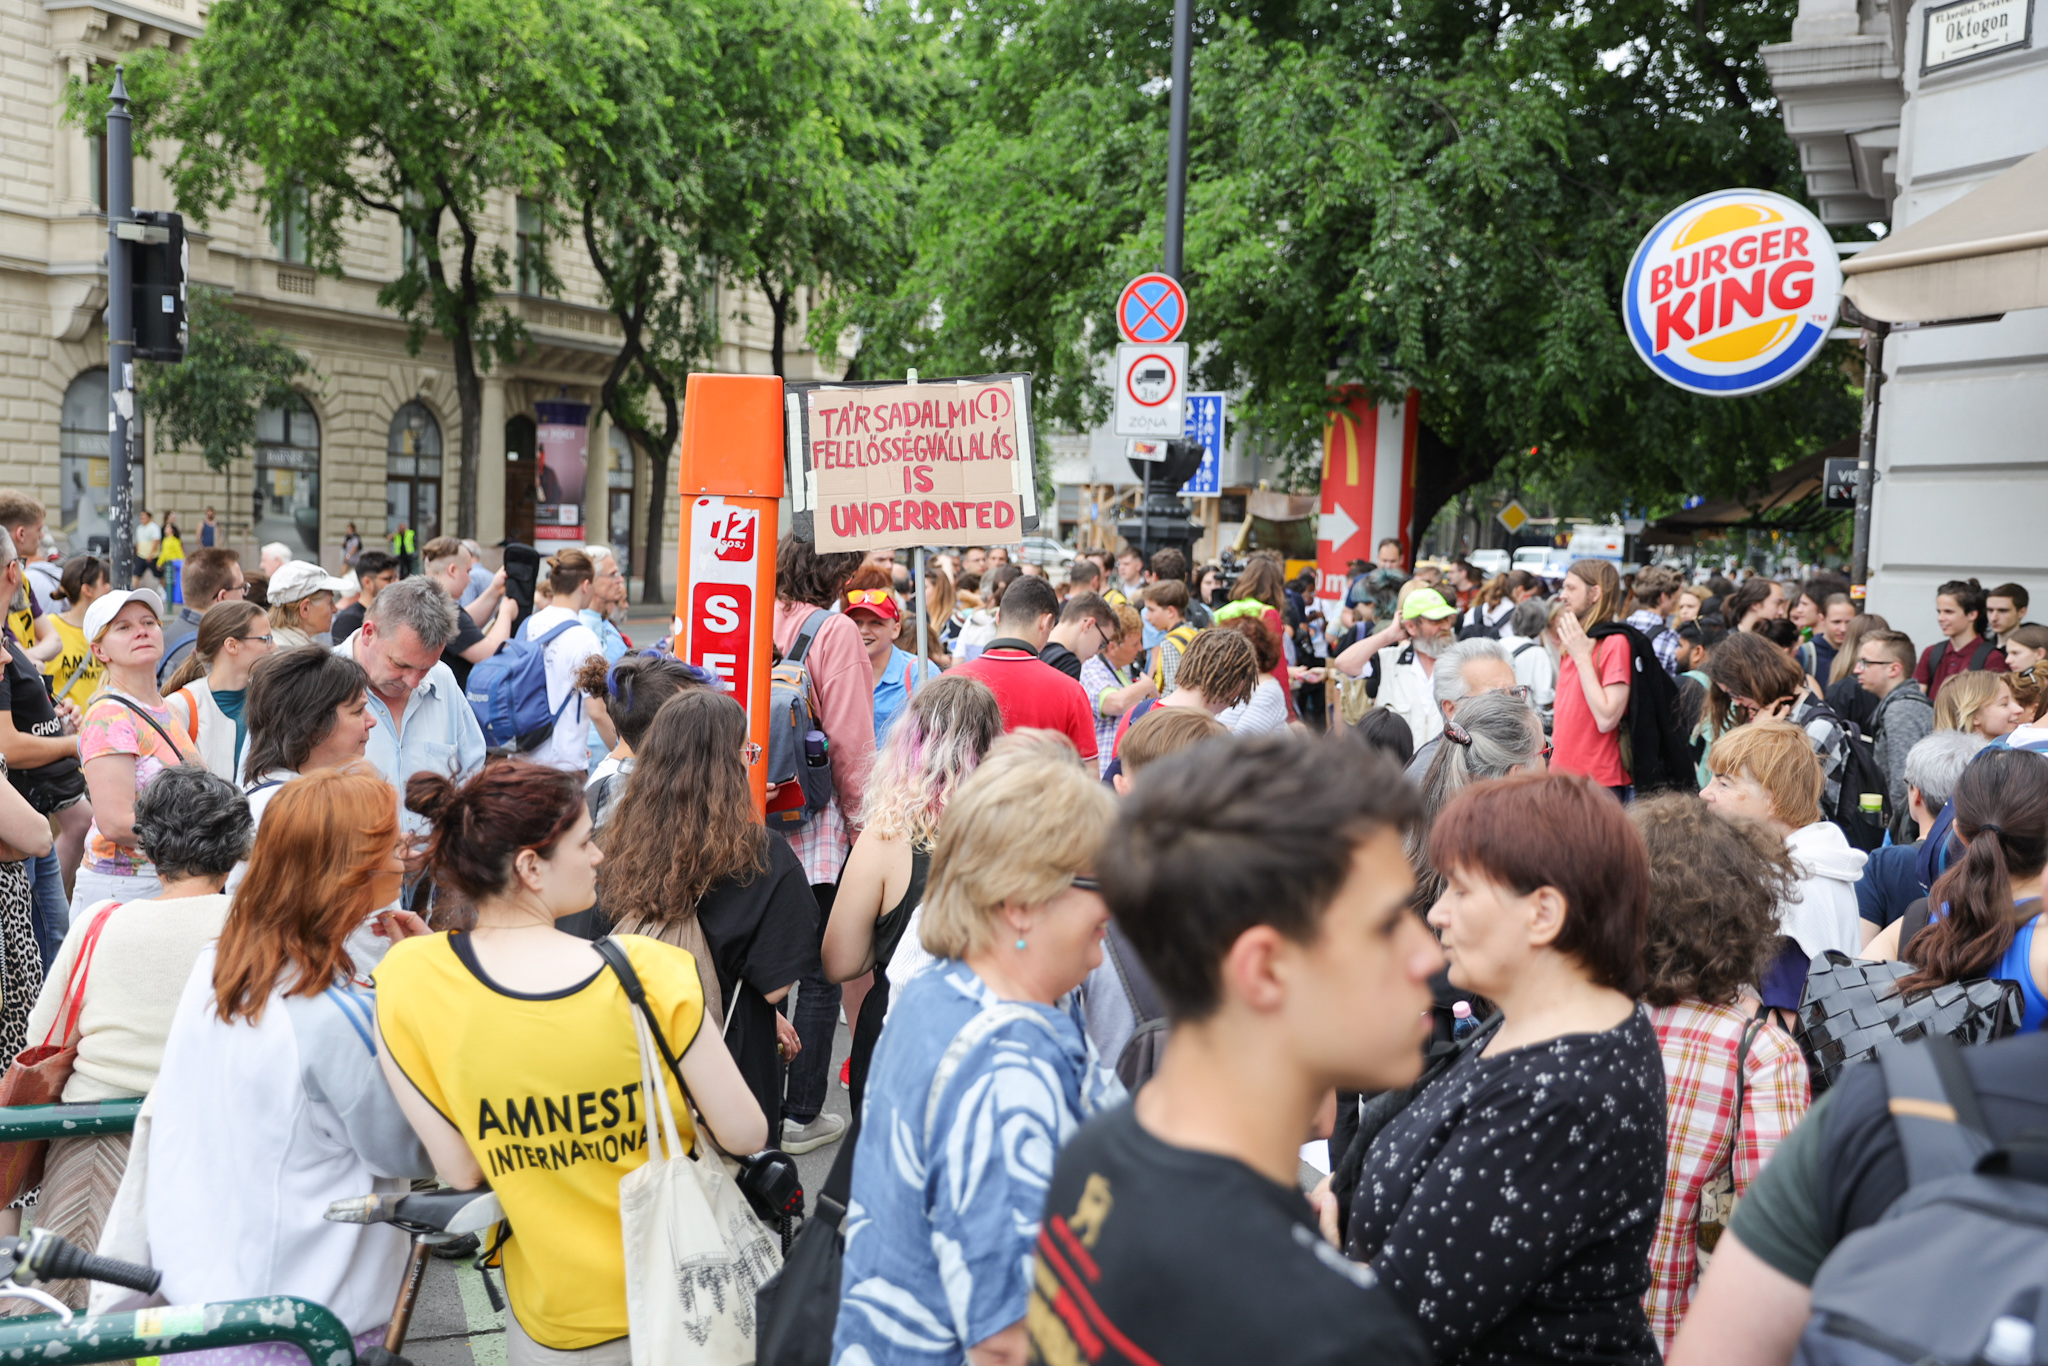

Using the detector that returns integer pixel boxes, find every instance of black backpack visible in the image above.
[1829,717,1891,852]
[1588,621,1699,794]
[1103,923,1167,1090]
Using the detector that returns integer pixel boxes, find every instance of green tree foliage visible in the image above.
[566,0,937,600]
[138,288,312,470]
[72,0,656,538]
[825,0,1860,531]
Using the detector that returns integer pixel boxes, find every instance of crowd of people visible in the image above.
[1,499,2046,1366]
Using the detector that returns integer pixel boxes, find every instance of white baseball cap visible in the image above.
[83,587,165,643]
[268,560,351,605]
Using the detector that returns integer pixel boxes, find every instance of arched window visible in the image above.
[608,425,634,574]
[386,401,443,543]
[58,370,144,555]
[254,394,321,555]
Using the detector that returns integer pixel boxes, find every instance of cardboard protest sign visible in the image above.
[784,374,1039,551]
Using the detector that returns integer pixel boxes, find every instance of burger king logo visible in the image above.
[1623,189,1842,397]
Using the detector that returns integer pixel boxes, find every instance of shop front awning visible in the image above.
[1641,440,1853,545]
[1841,147,2048,324]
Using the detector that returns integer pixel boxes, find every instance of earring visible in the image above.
[1014,934,1027,951]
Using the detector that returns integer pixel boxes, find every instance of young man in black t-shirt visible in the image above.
[1029,734,1438,1366]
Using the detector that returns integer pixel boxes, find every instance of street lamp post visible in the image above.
[1162,0,1192,282]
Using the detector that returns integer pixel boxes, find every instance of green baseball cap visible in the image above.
[1402,587,1458,621]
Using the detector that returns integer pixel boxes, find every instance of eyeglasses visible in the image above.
[239,632,273,645]
[1490,684,1534,703]
[1070,875,1102,892]
[741,741,763,766]
[1852,657,1892,671]
[846,589,893,607]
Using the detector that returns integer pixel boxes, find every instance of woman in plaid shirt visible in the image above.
[1630,795,1811,1354]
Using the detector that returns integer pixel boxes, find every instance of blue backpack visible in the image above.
[466,620,580,754]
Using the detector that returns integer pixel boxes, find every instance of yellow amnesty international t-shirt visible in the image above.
[375,931,706,1350]
[43,615,102,707]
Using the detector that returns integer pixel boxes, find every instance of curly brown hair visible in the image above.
[1629,793,1798,1008]
[776,535,865,608]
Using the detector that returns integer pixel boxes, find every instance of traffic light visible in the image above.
[131,209,186,363]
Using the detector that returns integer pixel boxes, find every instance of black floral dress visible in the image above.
[1346,1008,1667,1366]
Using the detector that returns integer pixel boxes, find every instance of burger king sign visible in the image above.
[1624,189,1842,397]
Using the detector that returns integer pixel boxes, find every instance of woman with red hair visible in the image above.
[142,765,433,1366]
[1344,771,1667,1366]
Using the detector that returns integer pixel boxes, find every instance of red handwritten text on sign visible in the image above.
[809,380,1030,551]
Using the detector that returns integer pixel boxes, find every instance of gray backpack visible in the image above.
[1798,1037,2048,1366]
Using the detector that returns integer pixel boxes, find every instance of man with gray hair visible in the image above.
[1854,729,1990,938]
[259,542,294,577]
[1403,637,1520,782]
[334,575,484,833]
[1499,596,1558,719]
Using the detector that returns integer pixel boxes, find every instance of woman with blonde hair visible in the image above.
[596,689,818,1142]
[1081,602,1152,775]
[143,766,432,1361]
[1934,669,2027,741]
[265,561,345,649]
[73,588,201,914]
[833,732,1122,1366]
[163,600,274,781]
[824,674,1004,1110]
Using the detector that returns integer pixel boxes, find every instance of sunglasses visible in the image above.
[846,589,894,607]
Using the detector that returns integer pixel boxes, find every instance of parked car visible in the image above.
[1468,549,1510,577]
[1016,535,1076,572]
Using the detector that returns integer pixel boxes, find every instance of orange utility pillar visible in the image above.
[673,373,785,814]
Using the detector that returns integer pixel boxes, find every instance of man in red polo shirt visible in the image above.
[953,574,1098,765]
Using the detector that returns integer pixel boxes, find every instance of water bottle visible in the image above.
[804,729,830,768]
[1452,1000,1477,1041]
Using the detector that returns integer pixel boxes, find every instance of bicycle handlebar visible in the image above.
[25,1232,160,1295]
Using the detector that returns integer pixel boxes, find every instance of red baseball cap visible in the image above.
[845,588,901,622]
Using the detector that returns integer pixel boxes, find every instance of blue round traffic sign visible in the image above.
[1118,273,1187,345]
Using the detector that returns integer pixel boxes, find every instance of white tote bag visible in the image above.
[619,997,781,1365]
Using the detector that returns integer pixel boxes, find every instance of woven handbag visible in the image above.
[1793,950,2023,1094]
[0,902,119,1203]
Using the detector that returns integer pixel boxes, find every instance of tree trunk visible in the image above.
[641,446,672,606]
[760,273,789,379]
[451,321,481,540]
[1410,423,1507,556]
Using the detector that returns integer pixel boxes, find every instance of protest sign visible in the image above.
[784,374,1039,551]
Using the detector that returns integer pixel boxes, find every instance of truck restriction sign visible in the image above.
[1114,343,1187,437]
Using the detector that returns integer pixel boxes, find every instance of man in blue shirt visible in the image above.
[334,577,485,838]
[1855,729,1985,935]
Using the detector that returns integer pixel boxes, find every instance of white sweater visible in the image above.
[146,947,432,1333]
[22,894,231,1102]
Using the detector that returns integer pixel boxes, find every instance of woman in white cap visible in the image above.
[72,587,203,915]
[266,560,347,649]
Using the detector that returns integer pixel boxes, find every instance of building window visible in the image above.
[59,369,140,554]
[608,425,635,574]
[516,197,546,296]
[386,401,444,543]
[271,181,311,264]
[400,188,427,271]
[253,394,321,556]
[88,134,106,212]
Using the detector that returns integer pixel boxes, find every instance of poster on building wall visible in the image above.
[534,400,589,542]
[1316,388,1418,606]
[783,374,1040,551]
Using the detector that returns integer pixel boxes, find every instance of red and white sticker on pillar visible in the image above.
[684,497,759,700]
